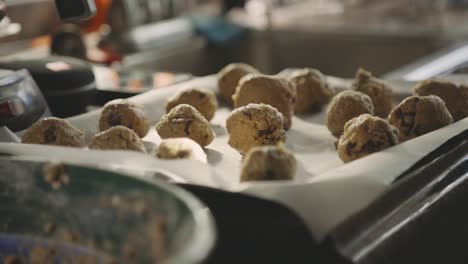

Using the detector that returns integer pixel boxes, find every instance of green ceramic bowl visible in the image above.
[0,159,216,263]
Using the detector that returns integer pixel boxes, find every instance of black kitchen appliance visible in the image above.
[0,56,96,118]
[54,0,96,21]
[0,70,50,132]
[0,0,97,125]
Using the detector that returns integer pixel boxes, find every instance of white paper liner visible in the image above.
[1,75,466,241]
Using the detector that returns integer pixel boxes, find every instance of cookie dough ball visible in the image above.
[226,103,286,155]
[352,68,394,118]
[89,126,146,153]
[326,90,375,137]
[337,114,399,163]
[233,74,296,130]
[288,68,335,114]
[166,88,218,121]
[156,138,207,163]
[99,99,150,138]
[414,79,468,121]
[156,104,215,147]
[218,63,259,105]
[241,145,296,182]
[388,95,453,141]
[21,117,84,147]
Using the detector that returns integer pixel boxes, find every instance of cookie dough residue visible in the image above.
[42,162,70,190]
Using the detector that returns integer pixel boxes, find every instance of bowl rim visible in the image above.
[132,170,217,264]
[0,159,217,264]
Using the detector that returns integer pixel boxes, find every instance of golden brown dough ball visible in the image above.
[326,90,375,137]
[288,68,335,114]
[156,104,215,147]
[21,117,84,147]
[99,99,150,138]
[388,95,453,141]
[217,63,259,105]
[414,79,468,121]
[89,126,147,153]
[166,88,218,121]
[233,74,296,130]
[352,68,394,118]
[337,114,399,163]
[226,103,286,155]
[240,144,296,182]
[155,138,207,163]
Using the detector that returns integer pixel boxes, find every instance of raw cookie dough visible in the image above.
[156,104,215,147]
[21,117,84,147]
[99,99,150,138]
[217,63,259,105]
[233,74,296,130]
[337,114,399,163]
[326,90,375,137]
[288,68,335,114]
[155,138,207,163]
[89,126,147,153]
[352,68,394,118]
[166,88,218,121]
[388,95,453,141]
[226,103,286,155]
[414,79,468,121]
[240,145,296,182]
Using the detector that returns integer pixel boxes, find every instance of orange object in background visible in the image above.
[84,0,112,33]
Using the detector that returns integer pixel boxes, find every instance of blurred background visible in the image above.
[2,0,468,118]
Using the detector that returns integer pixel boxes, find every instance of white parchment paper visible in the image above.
[1,75,466,241]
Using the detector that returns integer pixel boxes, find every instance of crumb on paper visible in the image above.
[42,162,70,190]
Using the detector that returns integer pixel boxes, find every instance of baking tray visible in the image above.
[177,128,467,263]
[1,73,466,263]
[324,128,468,263]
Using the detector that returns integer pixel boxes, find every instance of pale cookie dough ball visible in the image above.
[156,104,215,147]
[89,126,146,153]
[388,95,453,141]
[99,99,150,138]
[233,74,296,130]
[414,79,468,121]
[326,90,375,137]
[226,103,286,155]
[288,68,335,114]
[240,145,296,182]
[155,138,207,163]
[337,114,399,163]
[166,88,218,121]
[352,68,394,118]
[217,63,259,105]
[21,117,84,147]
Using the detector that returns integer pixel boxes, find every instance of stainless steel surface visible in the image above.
[385,41,468,81]
[121,29,448,77]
